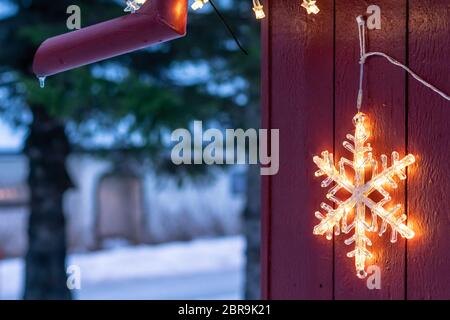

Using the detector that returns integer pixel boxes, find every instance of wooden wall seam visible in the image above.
[404,0,410,301]
[332,0,336,301]
[261,0,272,300]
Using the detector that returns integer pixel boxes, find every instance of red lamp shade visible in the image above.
[33,0,188,78]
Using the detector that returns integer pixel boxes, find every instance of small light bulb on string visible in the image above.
[301,0,320,15]
[252,0,266,20]
[124,0,148,13]
[191,0,209,11]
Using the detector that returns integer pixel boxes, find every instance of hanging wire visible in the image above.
[209,0,249,55]
[356,15,450,112]
[356,16,366,111]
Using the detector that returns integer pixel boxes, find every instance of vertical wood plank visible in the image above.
[334,0,407,299]
[407,0,450,300]
[261,0,272,300]
[263,0,335,299]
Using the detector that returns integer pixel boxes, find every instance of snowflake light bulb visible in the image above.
[313,112,416,279]
[191,0,209,11]
[301,0,320,15]
[124,0,148,13]
[252,0,266,19]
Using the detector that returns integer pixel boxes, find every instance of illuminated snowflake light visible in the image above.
[313,112,415,279]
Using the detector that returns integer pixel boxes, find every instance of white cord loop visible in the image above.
[356,15,450,112]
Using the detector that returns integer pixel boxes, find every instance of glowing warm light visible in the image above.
[191,0,209,11]
[313,112,416,279]
[124,0,148,13]
[252,0,266,19]
[301,0,320,15]
[173,0,185,18]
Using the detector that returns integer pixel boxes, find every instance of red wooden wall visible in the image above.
[261,0,450,299]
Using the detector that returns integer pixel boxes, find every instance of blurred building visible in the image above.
[0,151,245,258]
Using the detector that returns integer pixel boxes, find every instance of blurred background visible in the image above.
[0,0,260,299]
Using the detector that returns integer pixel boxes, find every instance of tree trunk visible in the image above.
[23,106,73,300]
[243,164,261,299]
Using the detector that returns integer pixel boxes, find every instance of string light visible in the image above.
[313,112,416,279]
[124,0,148,13]
[250,0,320,20]
[252,0,266,19]
[191,0,320,21]
[301,0,320,15]
[191,0,209,11]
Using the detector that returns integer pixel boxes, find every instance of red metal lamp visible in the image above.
[33,0,188,81]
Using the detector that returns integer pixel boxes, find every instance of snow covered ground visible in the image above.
[0,236,245,300]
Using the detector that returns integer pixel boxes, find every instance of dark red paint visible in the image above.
[262,0,450,299]
[261,0,334,299]
[33,0,188,77]
[407,0,450,300]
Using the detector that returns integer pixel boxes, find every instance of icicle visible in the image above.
[38,76,46,88]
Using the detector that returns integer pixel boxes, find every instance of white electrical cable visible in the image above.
[362,51,450,101]
[356,16,366,111]
[356,16,450,111]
